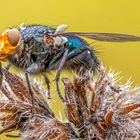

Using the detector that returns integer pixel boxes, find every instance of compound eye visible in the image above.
[7,28,20,46]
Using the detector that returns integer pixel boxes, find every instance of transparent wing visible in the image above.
[65,32,140,42]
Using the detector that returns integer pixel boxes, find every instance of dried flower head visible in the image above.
[63,68,140,140]
[0,68,70,140]
[0,67,140,140]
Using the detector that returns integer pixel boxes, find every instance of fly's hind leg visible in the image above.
[55,49,68,102]
[25,72,35,117]
[42,73,51,99]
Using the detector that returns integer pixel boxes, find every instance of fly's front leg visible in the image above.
[0,62,2,87]
[25,72,35,117]
[0,62,13,87]
[5,63,12,70]
[55,49,68,102]
[42,73,51,99]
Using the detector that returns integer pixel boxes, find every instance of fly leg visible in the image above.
[0,62,3,87]
[24,40,36,117]
[5,63,12,70]
[0,62,12,87]
[25,72,35,117]
[5,133,21,138]
[42,73,51,99]
[55,49,68,102]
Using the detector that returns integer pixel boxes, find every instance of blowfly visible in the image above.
[0,24,140,116]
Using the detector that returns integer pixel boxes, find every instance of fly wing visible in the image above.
[65,32,140,42]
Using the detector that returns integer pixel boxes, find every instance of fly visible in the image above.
[0,24,140,116]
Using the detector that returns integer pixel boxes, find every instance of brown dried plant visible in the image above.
[0,67,140,140]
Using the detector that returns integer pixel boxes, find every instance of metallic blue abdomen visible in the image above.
[65,35,88,49]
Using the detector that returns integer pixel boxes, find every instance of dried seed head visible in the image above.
[1,66,140,140]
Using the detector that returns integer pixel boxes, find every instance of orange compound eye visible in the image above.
[7,28,20,46]
[0,28,20,60]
